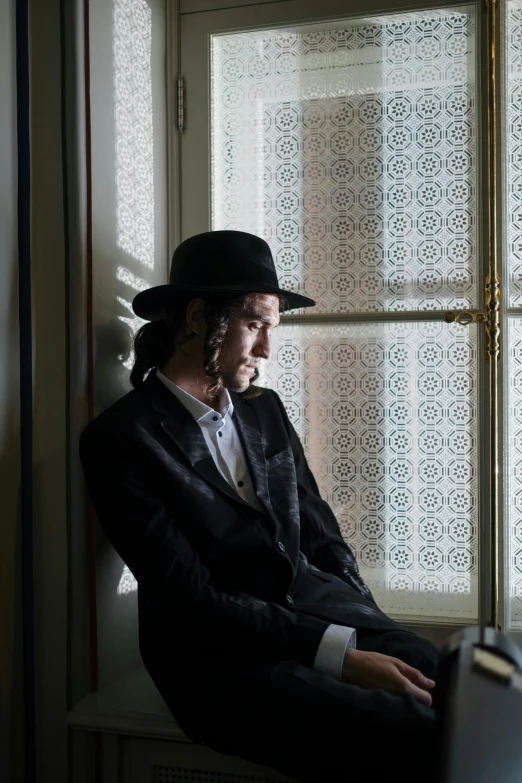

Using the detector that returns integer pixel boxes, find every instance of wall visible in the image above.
[89,0,169,689]
[0,2,71,779]
[0,0,23,781]
[0,1,169,780]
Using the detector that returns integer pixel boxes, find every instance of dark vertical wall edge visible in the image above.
[15,0,35,782]
[60,0,73,715]
[82,0,99,698]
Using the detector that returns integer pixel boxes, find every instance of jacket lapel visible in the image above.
[231,394,274,519]
[142,374,253,509]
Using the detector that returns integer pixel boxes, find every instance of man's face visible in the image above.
[218,294,280,392]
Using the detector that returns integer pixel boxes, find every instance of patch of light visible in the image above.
[118,311,146,335]
[116,295,135,313]
[116,294,146,370]
[113,0,154,269]
[117,564,138,595]
[119,349,135,371]
[117,294,145,370]
[116,265,149,292]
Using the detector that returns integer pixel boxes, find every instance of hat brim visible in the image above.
[132,282,316,321]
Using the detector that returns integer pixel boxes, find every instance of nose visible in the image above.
[254,330,271,360]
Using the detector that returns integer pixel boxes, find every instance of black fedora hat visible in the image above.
[132,230,315,321]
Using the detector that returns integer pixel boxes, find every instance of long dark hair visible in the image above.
[130,291,268,399]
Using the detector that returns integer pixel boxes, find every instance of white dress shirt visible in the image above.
[156,369,355,680]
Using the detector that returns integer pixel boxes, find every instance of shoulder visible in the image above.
[251,385,279,404]
[237,385,285,413]
[79,383,153,456]
[236,386,292,432]
[255,386,288,417]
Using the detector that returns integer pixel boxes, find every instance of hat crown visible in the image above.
[131,229,315,320]
[170,230,278,288]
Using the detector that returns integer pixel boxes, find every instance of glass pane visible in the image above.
[211,9,477,313]
[508,1,522,306]
[258,322,478,620]
[507,319,522,628]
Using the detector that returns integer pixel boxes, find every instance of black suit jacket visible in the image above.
[80,373,397,707]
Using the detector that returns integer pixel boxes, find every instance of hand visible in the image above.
[341,649,436,707]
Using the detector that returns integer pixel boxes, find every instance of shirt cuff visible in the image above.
[313,624,356,681]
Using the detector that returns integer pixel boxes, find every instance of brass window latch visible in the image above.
[443,274,501,360]
[444,311,486,326]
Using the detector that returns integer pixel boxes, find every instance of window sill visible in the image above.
[67,665,189,741]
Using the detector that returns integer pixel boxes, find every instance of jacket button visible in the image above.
[277,541,286,553]
[286,595,294,606]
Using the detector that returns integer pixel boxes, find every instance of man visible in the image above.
[80,230,440,782]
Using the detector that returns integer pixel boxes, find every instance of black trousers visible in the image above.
[161,627,440,783]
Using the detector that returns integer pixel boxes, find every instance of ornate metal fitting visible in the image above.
[443,311,487,326]
[444,275,501,361]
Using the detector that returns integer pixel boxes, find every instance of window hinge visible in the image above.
[177,76,185,134]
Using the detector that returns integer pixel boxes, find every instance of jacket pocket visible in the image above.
[265,448,293,471]
[308,564,335,582]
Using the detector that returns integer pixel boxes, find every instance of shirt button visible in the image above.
[218,432,222,437]
[212,416,218,422]
[286,595,295,606]
[277,541,286,553]
[237,480,244,488]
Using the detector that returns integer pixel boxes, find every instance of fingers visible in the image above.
[406,680,433,707]
[396,660,436,690]
[393,672,433,707]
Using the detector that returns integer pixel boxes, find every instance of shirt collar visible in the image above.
[156,369,234,423]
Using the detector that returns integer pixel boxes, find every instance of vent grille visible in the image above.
[155,766,293,783]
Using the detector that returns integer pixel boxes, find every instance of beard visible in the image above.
[222,365,260,393]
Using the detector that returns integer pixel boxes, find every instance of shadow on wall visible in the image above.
[1,443,24,783]
[87,0,165,688]
[92,309,142,688]
[92,316,133,414]
[0,267,24,783]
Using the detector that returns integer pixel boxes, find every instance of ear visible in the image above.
[185,298,207,336]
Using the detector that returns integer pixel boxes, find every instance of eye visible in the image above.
[249,322,262,331]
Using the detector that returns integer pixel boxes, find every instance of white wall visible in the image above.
[89,0,168,689]
[0,1,23,781]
